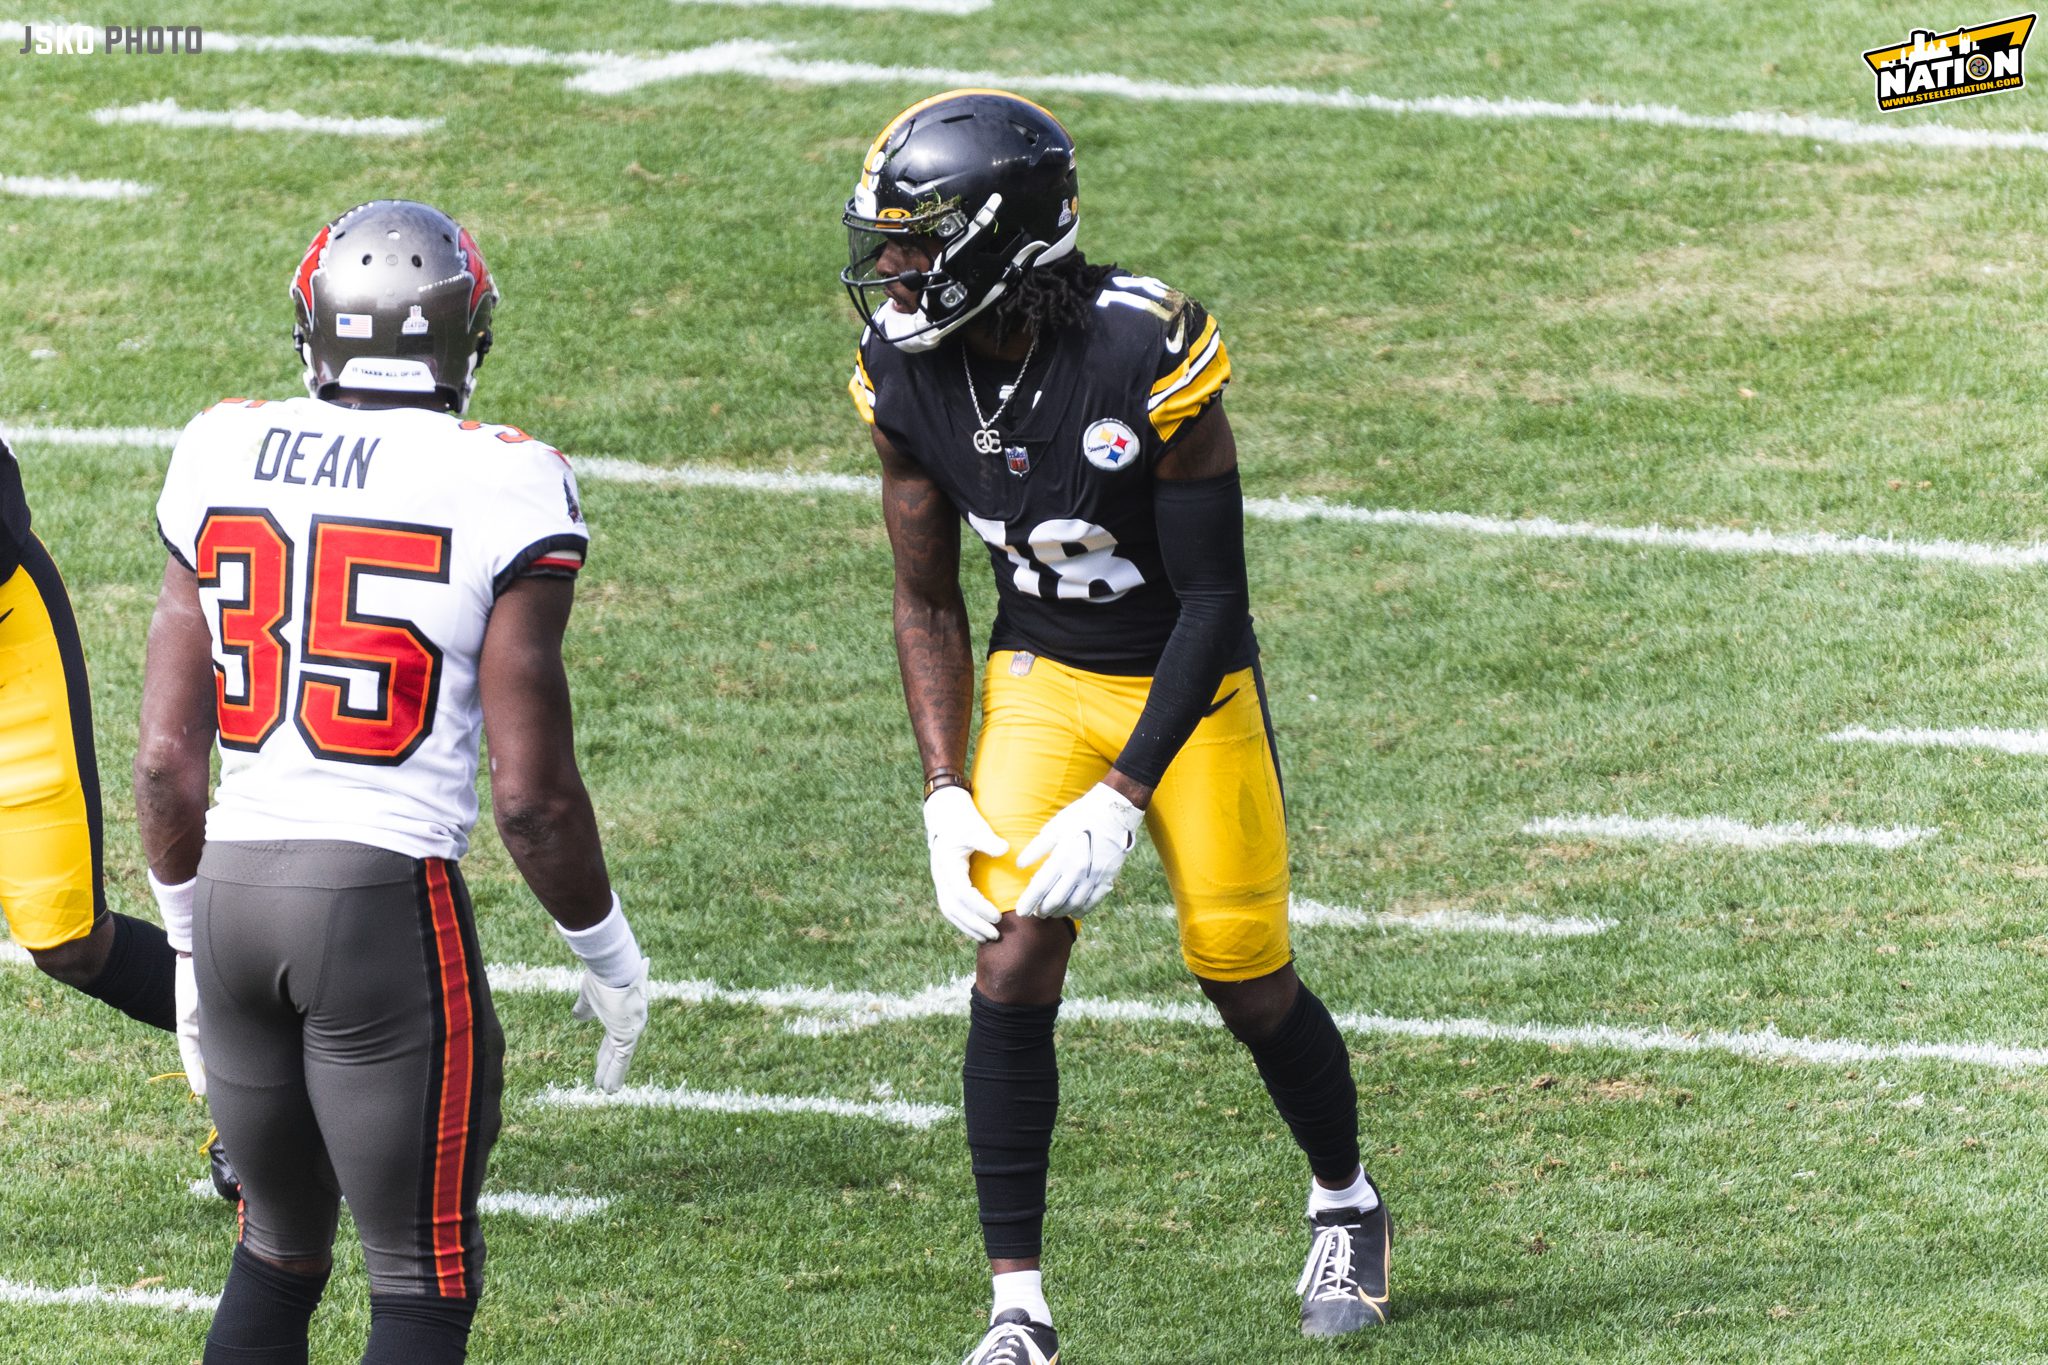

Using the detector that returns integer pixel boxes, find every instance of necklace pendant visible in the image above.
[972,426,1003,455]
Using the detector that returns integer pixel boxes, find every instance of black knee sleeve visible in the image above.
[1232,985,1360,1184]
[202,1244,329,1365]
[364,1293,477,1364]
[74,912,175,1033]
[962,988,1060,1261]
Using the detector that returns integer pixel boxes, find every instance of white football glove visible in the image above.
[571,955,650,1094]
[1016,783,1145,920]
[173,953,206,1097]
[150,872,206,1097]
[923,785,1010,942]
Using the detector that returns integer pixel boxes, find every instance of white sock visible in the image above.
[1306,1166,1377,1217]
[990,1270,1050,1327]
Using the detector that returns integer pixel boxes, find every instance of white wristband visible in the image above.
[555,893,641,989]
[149,871,197,954]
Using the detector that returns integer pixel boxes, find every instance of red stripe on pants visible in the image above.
[424,859,475,1298]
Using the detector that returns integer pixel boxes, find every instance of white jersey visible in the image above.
[155,397,588,859]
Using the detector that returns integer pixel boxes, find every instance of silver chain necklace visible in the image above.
[963,330,1038,455]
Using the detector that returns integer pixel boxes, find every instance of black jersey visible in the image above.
[854,271,1250,676]
[0,438,26,582]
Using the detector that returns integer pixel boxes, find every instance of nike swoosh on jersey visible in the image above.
[0,608,13,628]
[1163,316,1188,354]
[1201,687,1239,718]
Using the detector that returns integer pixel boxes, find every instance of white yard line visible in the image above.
[92,100,441,138]
[1,425,180,449]
[0,1278,217,1313]
[1523,812,1938,850]
[1239,500,2048,570]
[1826,725,2048,757]
[1149,898,1612,937]
[486,963,2048,1069]
[184,1179,610,1220]
[575,456,876,496]
[1363,906,1615,937]
[477,1191,611,1220]
[0,174,153,201]
[12,431,2048,575]
[533,1081,955,1129]
[1,21,2039,153]
[488,961,975,1028]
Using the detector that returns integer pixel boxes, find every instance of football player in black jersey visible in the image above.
[0,440,221,1168]
[844,91,1390,1359]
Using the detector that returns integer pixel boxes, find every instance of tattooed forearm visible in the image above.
[877,437,975,778]
[894,581,975,777]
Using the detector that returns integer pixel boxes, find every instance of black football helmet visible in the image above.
[842,89,1079,352]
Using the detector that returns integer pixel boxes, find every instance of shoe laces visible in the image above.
[1296,1220,1359,1303]
[971,1321,1048,1365]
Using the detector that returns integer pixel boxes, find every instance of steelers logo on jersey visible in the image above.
[1082,418,1141,472]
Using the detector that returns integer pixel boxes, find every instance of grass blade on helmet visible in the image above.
[841,89,1080,353]
[291,199,499,414]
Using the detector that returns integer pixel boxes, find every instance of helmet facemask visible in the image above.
[840,90,1080,353]
[843,194,1076,352]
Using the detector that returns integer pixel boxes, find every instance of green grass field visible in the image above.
[9,3,2048,1361]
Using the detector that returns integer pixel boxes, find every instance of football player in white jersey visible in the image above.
[134,200,650,1365]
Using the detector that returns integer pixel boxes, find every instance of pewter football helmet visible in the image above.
[290,200,498,414]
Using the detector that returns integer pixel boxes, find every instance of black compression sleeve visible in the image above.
[1112,469,1252,790]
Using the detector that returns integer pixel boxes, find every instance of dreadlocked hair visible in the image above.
[982,251,1119,348]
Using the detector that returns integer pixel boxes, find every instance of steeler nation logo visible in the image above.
[1081,418,1140,472]
[1863,14,2034,111]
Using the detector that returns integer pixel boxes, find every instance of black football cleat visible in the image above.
[961,1308,1059,1365]
[1296,1188,1390,1336]
[207,1131,241,1203]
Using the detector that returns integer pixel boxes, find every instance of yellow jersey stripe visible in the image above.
[849,351,877,426]
[1148,335,1231,443]
[1149,315,1220,399]
[1148,323,1224,414]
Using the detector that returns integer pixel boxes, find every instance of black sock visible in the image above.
[202,1245,328,1364]
[1230,984,1361,1185]
[963,988,1060,1261]
[364,1294,477,1364]
[75,913,176,1033]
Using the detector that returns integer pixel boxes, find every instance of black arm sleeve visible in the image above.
[1112,469,1252,790]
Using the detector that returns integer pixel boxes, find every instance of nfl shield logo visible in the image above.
[1005,445,1031,477]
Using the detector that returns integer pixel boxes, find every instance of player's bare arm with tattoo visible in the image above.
[876,427,975,784]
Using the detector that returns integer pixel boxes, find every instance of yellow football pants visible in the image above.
[971,650,1292,982]
[0,539,103,950]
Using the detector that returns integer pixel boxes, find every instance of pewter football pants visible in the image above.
[195,840,504,1299]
